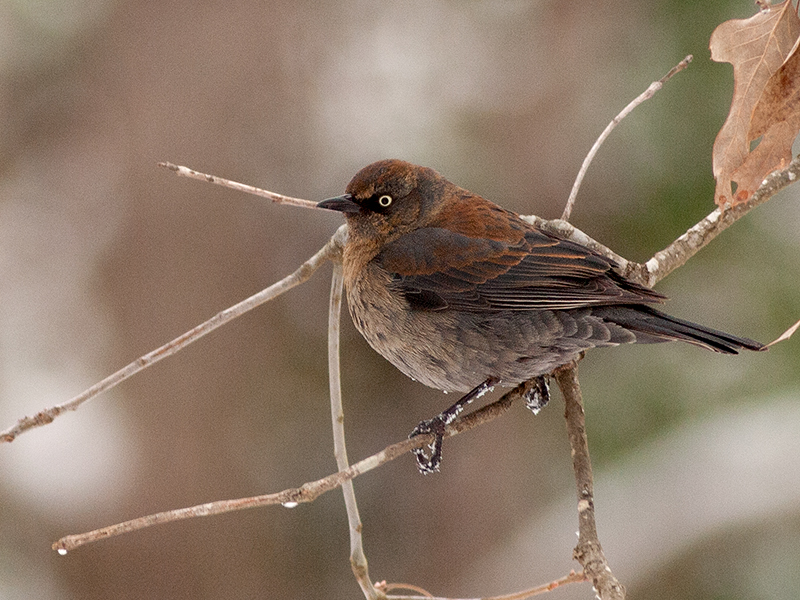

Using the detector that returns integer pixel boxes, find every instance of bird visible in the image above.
[317,159,764,473]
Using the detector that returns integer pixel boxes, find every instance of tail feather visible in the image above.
[595,305,765,354]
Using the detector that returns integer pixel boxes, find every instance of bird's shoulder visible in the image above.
[376,192,606,279]
[374,193,665,311]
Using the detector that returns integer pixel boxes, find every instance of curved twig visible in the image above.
[561,55,692,221]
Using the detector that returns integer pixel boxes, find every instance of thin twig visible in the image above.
[1,227,346,444]
[52,381,523,553]
[381,569,587,600]
[328,259,380,599]
[554,364,625,600]
[765,317,800,347]
[561,55,692,221]
[630,154,800,287]
[158,162,321,209]
[380,581,436,598]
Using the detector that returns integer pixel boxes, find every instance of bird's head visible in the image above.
[317,159,447,244]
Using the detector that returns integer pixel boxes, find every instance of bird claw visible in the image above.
[523,375,550,415]
[408,377,501,474]
[409,416,446,474]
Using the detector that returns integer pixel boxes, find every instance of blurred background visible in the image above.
[2,1,799,598]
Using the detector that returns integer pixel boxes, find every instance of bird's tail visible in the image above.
[594,305,765,354]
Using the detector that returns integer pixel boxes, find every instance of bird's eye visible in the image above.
[377,194,393,207]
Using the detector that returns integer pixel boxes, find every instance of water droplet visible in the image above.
[57,548,68,556]
[282,501,299,509]
[443,390,448,394]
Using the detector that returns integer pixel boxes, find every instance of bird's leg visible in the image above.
[409,377,499,474]
[523,375,550,415]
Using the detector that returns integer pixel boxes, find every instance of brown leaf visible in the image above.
[730,120,795,201]
[750,37,800,139]
[711,1,800,206]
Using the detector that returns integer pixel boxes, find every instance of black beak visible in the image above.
[317,194,361,214]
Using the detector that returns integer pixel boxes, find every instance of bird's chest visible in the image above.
[344,261,468,391]
[345,262,404,344]
[345,262,425,355]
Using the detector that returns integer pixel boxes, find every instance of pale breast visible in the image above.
[345,261,477,391]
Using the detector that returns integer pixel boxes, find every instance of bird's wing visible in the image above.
[376,226,665,311]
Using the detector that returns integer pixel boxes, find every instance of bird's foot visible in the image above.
[523,375,550,415]
[408,377,499,474]
[409,416,446,474]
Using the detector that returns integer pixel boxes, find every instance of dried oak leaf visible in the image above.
[736,37,800,192]
[711,0,800,206]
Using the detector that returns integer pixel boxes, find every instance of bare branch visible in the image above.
[158,162,321,210]
[631,155,800,287]
[1,227,347,444]
[554,363,625,600]
[521,216,631,268]
[561,55,692,221]
[380,569,587,600]
[52,379,524,553]
[327,259,380,599]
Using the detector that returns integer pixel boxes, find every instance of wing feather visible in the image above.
[376,224,665,312]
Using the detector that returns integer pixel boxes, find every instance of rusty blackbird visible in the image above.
[318,159,764,473]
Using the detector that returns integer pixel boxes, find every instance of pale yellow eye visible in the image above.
[378,195,393,207]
